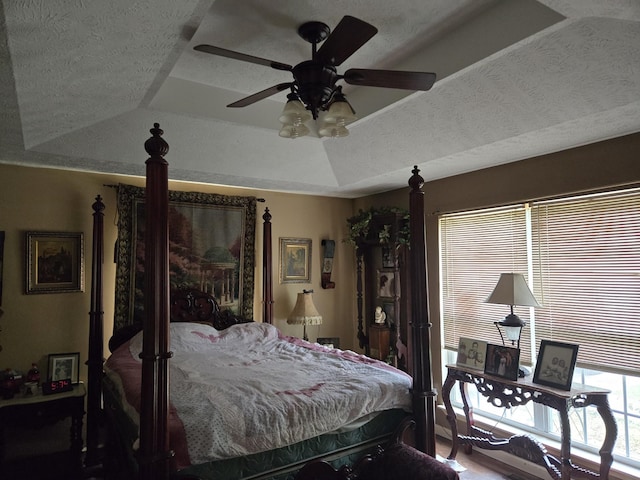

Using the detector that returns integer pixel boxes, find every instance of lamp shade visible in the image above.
[279,95,312,125]
[287,290,322,326]
[485,273,541,308]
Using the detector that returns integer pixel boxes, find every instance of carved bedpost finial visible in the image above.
[263,207,272,223]
[92,195,105,214]
[144,122,169,158]
[409,165,424,191]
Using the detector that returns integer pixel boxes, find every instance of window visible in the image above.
[439,187,640,468]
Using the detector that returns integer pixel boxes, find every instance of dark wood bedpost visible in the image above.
[139,123,174,480]
[262,208,274,324]
[408,166,437,456]
[86,194,105,468]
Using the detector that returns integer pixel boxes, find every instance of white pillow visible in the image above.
[128,322,223,357]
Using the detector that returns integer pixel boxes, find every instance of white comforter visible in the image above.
[105,322,412,466]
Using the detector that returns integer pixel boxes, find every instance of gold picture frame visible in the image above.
[25,232,84,294]
[280,237,312,283]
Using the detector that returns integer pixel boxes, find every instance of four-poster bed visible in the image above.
[87,124,437,480]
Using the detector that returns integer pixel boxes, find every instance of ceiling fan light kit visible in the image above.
[194,15,436,139]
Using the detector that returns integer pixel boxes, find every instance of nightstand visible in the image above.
[368,324,390,361]
[0,382,85,476]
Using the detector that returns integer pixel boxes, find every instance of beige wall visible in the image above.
[1,132,638,390]
[0,163,358,383]
[357,132,640,393]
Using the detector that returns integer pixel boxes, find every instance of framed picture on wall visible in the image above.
[25,232,84,294]
[280,237,312,283]
[377,270,397,298]
[533,340,579,390]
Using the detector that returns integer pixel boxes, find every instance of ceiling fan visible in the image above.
[193,15,437,121]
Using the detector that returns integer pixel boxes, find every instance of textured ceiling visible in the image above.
[1,0,639,198]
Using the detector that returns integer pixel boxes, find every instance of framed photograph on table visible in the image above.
[25,232,84,294]
[280,237,311,283]
[484,344,520,381]
[48,352,80,383]
[456,337,487,371]
[533,340,579,391]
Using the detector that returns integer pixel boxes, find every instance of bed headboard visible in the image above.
[108,288,252,352]
[170,288,252,330]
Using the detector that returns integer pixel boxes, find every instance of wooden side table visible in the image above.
[442,365,617,480]
[369,324,390,361]
[0,382,86,477]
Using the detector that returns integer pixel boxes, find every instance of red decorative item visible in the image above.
[27,363,41,385]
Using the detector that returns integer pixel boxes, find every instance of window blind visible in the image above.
[440,188,640,375]
[440,206,532,363]
[531,189,640,374]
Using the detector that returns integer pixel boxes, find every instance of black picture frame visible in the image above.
[533,340,579,391]
[48,352,80,384]
[484,344,520,381]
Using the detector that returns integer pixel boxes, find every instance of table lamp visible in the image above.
[485,273,541,376]
[287,289,322,341]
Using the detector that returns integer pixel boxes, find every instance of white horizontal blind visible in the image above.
[440,207,531,361]
[531,189,640,374]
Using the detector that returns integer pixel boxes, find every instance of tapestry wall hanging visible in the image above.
[114,184,257,331]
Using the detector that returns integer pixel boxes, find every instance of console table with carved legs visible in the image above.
[442,364,617,480]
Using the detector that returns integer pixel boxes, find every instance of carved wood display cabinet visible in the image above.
[354,211,411,371]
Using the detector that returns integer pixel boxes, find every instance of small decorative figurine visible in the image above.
[27,363,40,385]
[374,306,387,325]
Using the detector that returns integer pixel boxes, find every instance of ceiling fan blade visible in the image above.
[344,69,437,91]
[194,45,293,72]
[316,16,378,66]
[227,83,293,107]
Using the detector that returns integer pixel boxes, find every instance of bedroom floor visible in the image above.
[435,438,541,480]
[1,436,541,480]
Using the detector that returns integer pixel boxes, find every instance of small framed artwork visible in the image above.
[456,337,487,371]
[317,337,340,349]
[484,344,520,381]
[280,237,312,283]
[378,270,397,298]
[533,340,579,391]
[48,352,80,383]
[381,246,395,268]
[25,231,84,294]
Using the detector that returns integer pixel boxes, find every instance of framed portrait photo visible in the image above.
[533,340,579,391]
[456,337,487,371]
[48,352,80,384]
[280,237,311,283]
[484,344,520,381]
[377,270,397,298]
[25,232,84,294]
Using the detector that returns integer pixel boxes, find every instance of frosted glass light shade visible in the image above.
[318,123,349,138]
[323,100,357,124]
[279,123,310,138]
[279,98,311,125]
